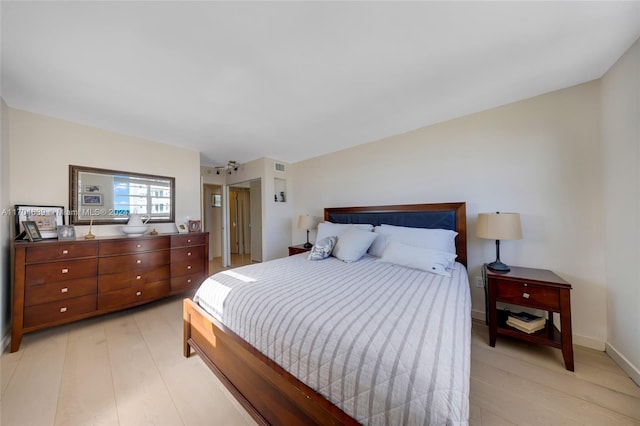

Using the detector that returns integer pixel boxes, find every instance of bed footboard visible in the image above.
[182,298,357,426]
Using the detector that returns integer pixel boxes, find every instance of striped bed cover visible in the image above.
[194,253,471,425]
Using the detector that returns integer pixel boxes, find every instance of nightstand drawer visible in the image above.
[495,279,560,311]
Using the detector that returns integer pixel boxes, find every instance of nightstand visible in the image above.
[486,265,574,371]
[288,244,311,256]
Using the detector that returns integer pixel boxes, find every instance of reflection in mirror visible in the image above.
[69,165,175,225]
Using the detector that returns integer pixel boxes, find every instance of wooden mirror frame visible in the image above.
[69,165,175,225]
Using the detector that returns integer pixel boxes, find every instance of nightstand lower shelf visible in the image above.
[497,320,562,349]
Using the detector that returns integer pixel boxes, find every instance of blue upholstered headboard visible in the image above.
[324,202,467,266]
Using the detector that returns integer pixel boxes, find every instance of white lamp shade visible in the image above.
[297,214,314,230]
[476,212,522,240]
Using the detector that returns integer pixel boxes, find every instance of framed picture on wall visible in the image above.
[82,194,103,206]
[15,205,64,239]
[212,194,221,207]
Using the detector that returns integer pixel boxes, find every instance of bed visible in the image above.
[183,202,470,425]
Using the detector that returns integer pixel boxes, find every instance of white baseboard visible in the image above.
[471,309,485,322]
[573,334,605,351]
[606,342,640,387]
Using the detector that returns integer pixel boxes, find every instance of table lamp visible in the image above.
[297,214,315,248]
[476,212,522,272]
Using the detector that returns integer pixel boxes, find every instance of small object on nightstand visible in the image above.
[289,244,312,256]
[150,228,158,235]
[486,265,574,371]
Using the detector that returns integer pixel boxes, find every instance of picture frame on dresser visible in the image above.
[22,221,43,242]
[57,225,76,240]
[188,220,201,232]
[15,204,64,239]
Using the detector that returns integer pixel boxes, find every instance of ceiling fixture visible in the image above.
[215,161,240,175]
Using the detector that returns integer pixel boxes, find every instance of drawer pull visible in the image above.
[187,252,192,256]
[187,239,191,243]
[523,292,530,299]
[60,307,67,313]
[187,279,192,283]
[136,259,142,264]
[523,283,528,287]
[136,275,142,280]
[61,268,69,274]
[61,287,68,293]
[136,291,142,296]
[137,244,142,248]
[62,249,69,254]
[187,265,192,270]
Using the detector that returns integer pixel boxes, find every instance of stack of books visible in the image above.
[506,311,546,334]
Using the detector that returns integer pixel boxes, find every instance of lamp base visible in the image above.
[303,242,312,249]
[487,260,510,272]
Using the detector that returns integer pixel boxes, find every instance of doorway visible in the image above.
[203,184,224,271]
[229,179,262,267]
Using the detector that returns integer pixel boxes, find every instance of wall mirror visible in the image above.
[69,165,175,225]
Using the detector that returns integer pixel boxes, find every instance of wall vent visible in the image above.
[274,162,286,173]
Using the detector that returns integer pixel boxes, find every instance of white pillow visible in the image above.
[379,224,458,255]
[367,226,389,257]
[316,222,373,242]
[379,241,457,277]
[332,227,378,263]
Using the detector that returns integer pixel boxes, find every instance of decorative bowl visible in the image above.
[120,225,150,237]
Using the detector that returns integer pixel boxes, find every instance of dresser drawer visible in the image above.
[495,279,560,311]
[98,280,170,311]
[170,272,205,294]
[171,246,205,264]
[98,265,170,292]
[25,277,97,306]
[171,234,206,248]
[99,237,170,256]
[24,294,97,329]
[26,242,98,263]
[25,258,98,286]
[98,250,170,274]
[171,259,204,277]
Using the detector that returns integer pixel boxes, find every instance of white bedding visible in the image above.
[194,253,471,425]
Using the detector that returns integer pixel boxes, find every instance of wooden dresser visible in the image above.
[11,232,208,352]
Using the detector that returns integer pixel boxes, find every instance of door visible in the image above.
[250,179,262,262]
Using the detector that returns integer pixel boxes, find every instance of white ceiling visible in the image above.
[2,2,639,166]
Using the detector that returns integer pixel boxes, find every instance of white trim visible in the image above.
[573,334,605,351]
[606,342,640,387]
[471,309,485,322]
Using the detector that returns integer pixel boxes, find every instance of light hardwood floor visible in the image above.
[2,296,639,425]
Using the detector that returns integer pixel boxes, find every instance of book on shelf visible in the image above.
[506,318,546,334]
[507,311,546,330]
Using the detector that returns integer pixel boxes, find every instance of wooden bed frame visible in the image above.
[183,202,466,425]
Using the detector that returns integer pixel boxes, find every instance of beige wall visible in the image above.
[8,108,201,237]
[602,39,640,384]
[1,98,11,346]
[291,81,606,349]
